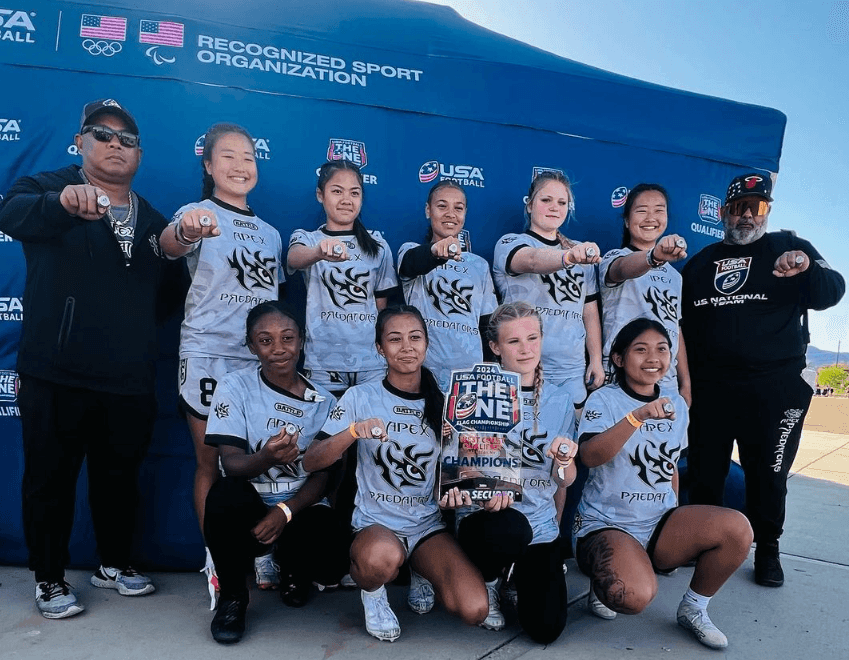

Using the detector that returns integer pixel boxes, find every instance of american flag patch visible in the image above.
[139,20,184,47]
[80,15,127,41]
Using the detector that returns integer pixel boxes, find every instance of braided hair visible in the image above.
[486,301,545,436]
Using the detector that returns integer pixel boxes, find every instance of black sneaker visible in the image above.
[755,541,784,587]
[211,595,248,644]
[280,574,310,608]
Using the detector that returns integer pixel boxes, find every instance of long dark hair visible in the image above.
[375,305,443,434]
[201,122,255,201]
[245,301,304,347]
[620,183,669,248]
[609,318,671,385]
[317,160,379,257]
[424,180,466,242]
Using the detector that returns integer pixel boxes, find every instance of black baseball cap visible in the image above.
[725,173,773,205]
[80,99,139,135]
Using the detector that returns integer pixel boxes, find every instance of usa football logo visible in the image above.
[194,135,205,156]
[611,186,629,208]
[714,257,751,295]
[419,160,439,183]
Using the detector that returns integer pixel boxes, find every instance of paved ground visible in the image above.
[2,400,847,659]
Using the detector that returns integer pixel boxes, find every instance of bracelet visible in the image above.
[275,501,293,523]
[562,250,573,268]
[625,412,643,428]
[174,220,200,247]
[348,422,358,439]
[645,247,663,269]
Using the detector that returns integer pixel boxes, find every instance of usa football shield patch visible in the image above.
[714,257,751,294]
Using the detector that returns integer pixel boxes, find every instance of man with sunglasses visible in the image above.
[681,173,844,589]
[0,99,182,618]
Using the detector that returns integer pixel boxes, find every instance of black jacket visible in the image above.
[681,231,845,381]
[0,164,181,395]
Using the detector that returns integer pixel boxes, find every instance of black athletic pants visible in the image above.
[458,508,567,645]
[18,375,156,583]
[204,476,350,600]
[687,370,813,543]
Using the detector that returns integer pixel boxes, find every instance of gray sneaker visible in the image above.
[588,587,617,620]
[407,570,435,614]
[480,579,505,631]
[91,566,155,596]
[676,601,728,649]
[36,580,85,619]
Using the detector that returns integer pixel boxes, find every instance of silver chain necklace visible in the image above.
[79,169,133,224]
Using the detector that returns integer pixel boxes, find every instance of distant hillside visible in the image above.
[807,346,847,369]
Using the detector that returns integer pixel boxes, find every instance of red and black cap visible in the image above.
[725,173,773,205]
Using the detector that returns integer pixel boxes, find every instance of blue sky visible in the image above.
[425,0,849,354]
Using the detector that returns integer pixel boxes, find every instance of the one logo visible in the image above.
[0,369,19,402]
[233,220,259,230]
[698,194,721,225]
[419,160,439,183]
[503,427,549,469]
[541,268,584,304]
[425,277,473,317]
[320,266,370,308]
[327,138,368,168]
[227,247,276,292]
[0,9,35,43]
[214,401,229,419]
[373,439,434,492]
[611,186,629,208]
[713,257,751,295]
[643,287,679,324]
[0,118,21,142]
[80,14,126,56]
[532,166,564,180]
[0,296,23,321]
[418,161,485,188]
[630,441,680,488]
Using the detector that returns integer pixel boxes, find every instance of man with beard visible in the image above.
[681,173,844,588]
[0,99,180,617]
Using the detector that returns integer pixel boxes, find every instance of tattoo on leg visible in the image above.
[580,534,626,607]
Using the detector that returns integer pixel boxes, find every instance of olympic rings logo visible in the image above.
[82,39,123,57]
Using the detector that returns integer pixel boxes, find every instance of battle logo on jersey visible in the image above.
[713,257,751,295]
[327,139,368,168]
[440,363,523,502]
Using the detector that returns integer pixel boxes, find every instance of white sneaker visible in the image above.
[676,600,728,649]
[90,566,155,596]
[480,579,505,631]
[35,581,85,619]
[254,552,280,590]
[588,587,617,620]
[340,573,357,588]
[361,586,401,642]
[407,570,435,614]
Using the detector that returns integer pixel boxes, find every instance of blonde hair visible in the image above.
[524,171,575,248]
[487,302,544,435]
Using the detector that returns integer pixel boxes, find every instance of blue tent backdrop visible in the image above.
[0,0,783,568]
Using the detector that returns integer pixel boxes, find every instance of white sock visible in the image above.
[485,578,500,589]
[682,587,711,612]
[363,584,386,597]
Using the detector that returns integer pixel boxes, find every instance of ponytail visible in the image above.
[420,366,446,436]
[317,160,379,257]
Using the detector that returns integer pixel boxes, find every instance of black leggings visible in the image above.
[204,477,350,600]
[458,508,568,645]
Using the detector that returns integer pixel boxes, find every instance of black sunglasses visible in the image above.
[727,199,769,217]
[81,125,140,148]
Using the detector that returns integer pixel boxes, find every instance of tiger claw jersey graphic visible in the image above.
[374,440,435,492]
[425,277,473,316]
[228,247,276,291]
[503,427,549,469]
[643,287,679,324]
[541,268,584,304]
[321,266,371,307]
[630,440,680,488]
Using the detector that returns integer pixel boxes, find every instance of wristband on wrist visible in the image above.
[276,501,293,523]
[562,250,573,268]
[646,247,663,269]
[174,220,200,247]
[625,412,643,428]
[348,422,358,439]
